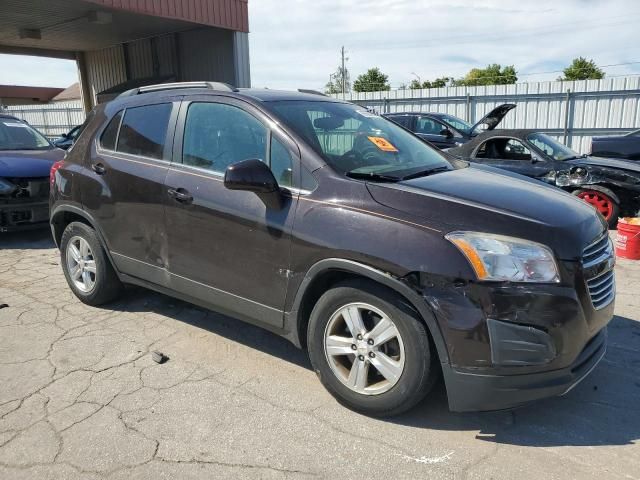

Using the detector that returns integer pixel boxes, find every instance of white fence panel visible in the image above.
[333,75,640,153]
[3,101,85,138]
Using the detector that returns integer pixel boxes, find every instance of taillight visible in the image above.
[50,160,65,186]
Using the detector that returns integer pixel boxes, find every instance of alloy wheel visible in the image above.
[323,302,405,395]
[577,190,614,220]
[66,236,97,293]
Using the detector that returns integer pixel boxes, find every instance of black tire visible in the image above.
[60,222,123,305]
[307,279,437,417]
[572,188,620,229]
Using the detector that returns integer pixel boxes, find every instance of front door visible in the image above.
[163,98,299,327]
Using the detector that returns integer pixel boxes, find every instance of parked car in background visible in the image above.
[383,103,515,149]
[448,129,640,227]
[51,83,612,416]
[52,125,82,150]
[591,129,640,161]
[0,114,64,232]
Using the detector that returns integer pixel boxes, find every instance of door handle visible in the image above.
[167,187,193,204]
[91,162,106,175]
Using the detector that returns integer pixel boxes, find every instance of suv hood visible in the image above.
[471,103,516,134]
[366,164,605,260]
[0,148,63,178]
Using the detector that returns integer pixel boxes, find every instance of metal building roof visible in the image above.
[0,85,65,102]
[0,0,248,58]
[86,0,249,32]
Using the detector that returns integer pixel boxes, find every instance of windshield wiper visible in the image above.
[400,166,452,180]
[346,171,401,182]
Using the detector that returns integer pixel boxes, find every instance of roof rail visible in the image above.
[297,89,328,97]
[118,81,237,98]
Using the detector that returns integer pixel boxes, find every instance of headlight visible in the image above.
[446,231,560,283]
[0,178,17,196]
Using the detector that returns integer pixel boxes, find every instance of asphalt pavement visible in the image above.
[0,229,638,479]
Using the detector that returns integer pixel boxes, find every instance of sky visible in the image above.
[1,0,639,90]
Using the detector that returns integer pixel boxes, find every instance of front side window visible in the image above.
[117,103,172,160]
[476,138,531,161]
[182,103,267,174]
[438,114,473,133]
[0,118,51,151]
[270,137,293,187]
[269,101,452,179]
[415,116,446,135]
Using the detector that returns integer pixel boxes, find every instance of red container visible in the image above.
[615,219,640,260]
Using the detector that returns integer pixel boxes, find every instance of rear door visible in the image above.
[81,100,179,284]
[163,96,300,327]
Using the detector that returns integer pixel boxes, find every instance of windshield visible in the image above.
[438,114,473,133]
[0,119,51,151]
[268,101,453,179]
[526,132,579,161]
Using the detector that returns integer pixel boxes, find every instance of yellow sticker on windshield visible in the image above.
[367,136,398,152]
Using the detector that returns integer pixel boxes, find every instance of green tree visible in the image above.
[454,64,517,86]
[353,68,391,92]
[425,77,451,88]
[409,77,452,89]
[558,57,605,81]
[325,65,351,94]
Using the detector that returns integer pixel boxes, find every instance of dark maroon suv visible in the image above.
[50,82,614,416]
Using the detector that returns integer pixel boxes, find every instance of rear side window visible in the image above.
[117,104,172,160]
[100,111,122,150]
[388,115,411,128]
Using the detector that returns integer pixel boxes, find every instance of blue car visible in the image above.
[0,114,65,232]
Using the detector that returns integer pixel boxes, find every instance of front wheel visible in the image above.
[573,188,620,228]
[307,279,437,417]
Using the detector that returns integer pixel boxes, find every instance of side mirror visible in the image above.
[440,128,453,138]
[224,159,282,209]
[531,155,541,164]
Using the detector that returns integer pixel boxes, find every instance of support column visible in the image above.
[232,31,251,88]
[75,51,93,113]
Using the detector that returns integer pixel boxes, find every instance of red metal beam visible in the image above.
[84,0,249,32]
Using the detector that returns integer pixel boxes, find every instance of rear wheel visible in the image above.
[573,188,620,228]
[307,279,437,417]
[60,222,123,305]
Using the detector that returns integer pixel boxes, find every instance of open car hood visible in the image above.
[471,103,516,134]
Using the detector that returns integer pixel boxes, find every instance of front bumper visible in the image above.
[0,200,50,232]
[442,327,607,412]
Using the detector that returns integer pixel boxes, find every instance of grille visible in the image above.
[582,233,612,268]
[586,269,615,310]
[582,232,615,310]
